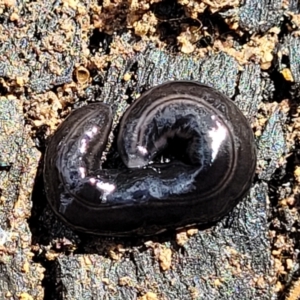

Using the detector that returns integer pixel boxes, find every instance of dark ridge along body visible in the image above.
[44,81,256,236]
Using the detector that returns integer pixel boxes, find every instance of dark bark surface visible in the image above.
[0,1,299,299]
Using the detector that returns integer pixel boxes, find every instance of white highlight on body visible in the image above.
[137,145,148,155]
[89,178,116,203]
[86,126,98,138]
[79,126,99,154]
[78,167,86,178]
[89,178,96,185]
[96,181,116,194]
[208,115,227,161]
[79,139,87,154]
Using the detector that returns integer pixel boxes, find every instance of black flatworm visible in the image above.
[43,81,256,236]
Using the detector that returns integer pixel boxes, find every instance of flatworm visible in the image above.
[43,81,256,236]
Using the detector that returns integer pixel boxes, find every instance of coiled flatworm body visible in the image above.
[43,81,256,236]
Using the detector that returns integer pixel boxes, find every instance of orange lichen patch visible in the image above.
[177,30,195,54]
[129,0,151,11]
[138,292,159,300]
[274,235,294,254]
[158,247,172,271]
[132,11,158,37]
[123,73,132,81]
[118,276,133,286]
[22,261,30,273]
[270,229,296,276]
[202,0,239,13]
[19,293,34,300]
[187,228,199,236]
[286,197,296,206]
[102,278,117,293]
[110,35,136,56]
[62,0,78,10]
[28,91,66,131]
[294,166,300,183]
[16,76,27,87]
[91,13,103,29]
[45,250,60,261]
[144,241,173,271]
[176,231,189,246]
[286,259,294,270]
[107,243,126,261]
[179,0,238,18]
[279,196,296,207]
[274,258,287,277]
[10,12,19,21]
[90,52,109,70]
[0,196,5,205]
[254,276,267,289]
[223,246,257,278]
[286,278,300,300]
[130,0,162,11]
[13,192,31,219]
[278,99,291,115]
[274,281,283,293]
[178,0,207,18]
[281,68,294,82]
[127,0,159,27]
[213,278,223,287]
[4,0,16,7]
[92,0,129,34]
[83,255,93,266]
[224,11,240,31]
[288,11,300,29]
[41,33,71,53]
[189,286,200,299]
[176,227,198,246]
[102,277,110,285]
[214,29,278,69]
[59,17,77,41]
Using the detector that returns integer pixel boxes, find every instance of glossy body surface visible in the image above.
[43,81,256,236]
